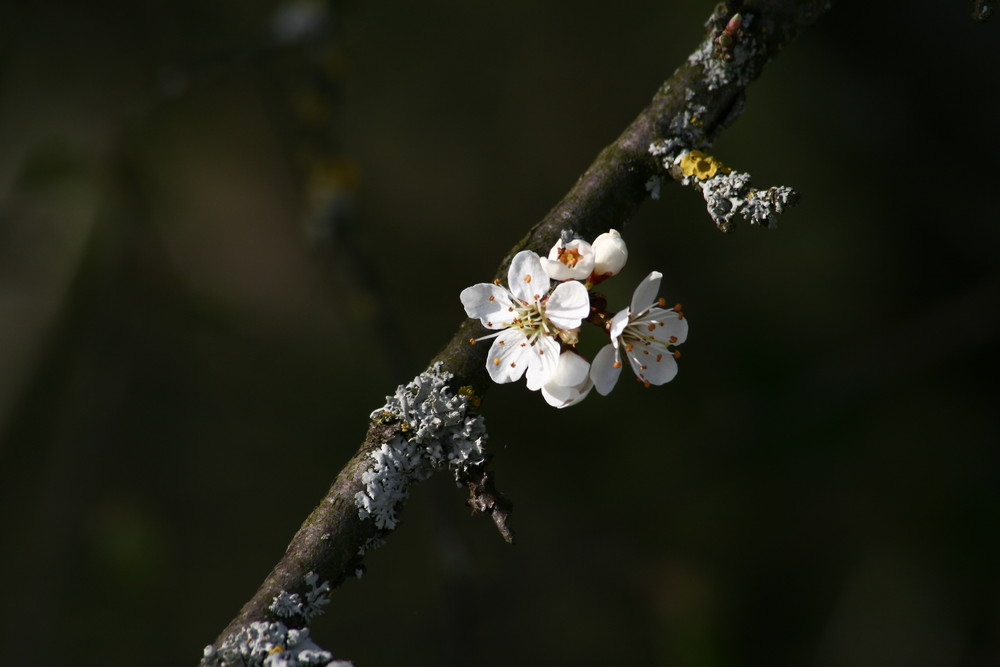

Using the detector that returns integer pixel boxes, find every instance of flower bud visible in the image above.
[591,229,628,279]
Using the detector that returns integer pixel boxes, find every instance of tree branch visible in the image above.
[201,1,836,664]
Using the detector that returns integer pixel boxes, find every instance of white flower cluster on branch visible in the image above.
[461,230,688,408]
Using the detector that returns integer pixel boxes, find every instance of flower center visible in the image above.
[557,247,583,268]
[625,310,671,349]
[513,299,552,341]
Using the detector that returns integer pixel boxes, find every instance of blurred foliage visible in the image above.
[1,1,999,666]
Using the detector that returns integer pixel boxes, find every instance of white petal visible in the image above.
[626,344,678,386]
[460,283,516,328]
[630,271,663,316]
[540,383,567,407]
[540,258,576,281]
[545,280,590,330]
[608,308,630,341]
[507,251,549,304]
[540,352,593,407]
[524,335,560,391]
[641,350,679,385]
[590,343,622,396]
[485,329,529,384]
[550,350,590,387]
[541,377,593,408]
[641,308,689,345]
[541,257,591,281]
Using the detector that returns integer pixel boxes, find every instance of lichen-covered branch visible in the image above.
[202,2,835,664]
[653,147,799,232]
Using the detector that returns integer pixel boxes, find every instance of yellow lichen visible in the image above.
[457,385,482,409]
[679,150,731,180]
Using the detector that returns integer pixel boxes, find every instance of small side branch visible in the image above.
[462,462,515,544]
[652,147,799,232]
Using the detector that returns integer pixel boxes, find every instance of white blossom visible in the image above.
[540,238,595,281]
[540,350,594,408]
[590,271,687,394]
[461,250,589,390]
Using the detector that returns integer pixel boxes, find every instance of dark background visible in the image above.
[1,1,999,665]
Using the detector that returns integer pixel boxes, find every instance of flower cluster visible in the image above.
[460,230,688,408]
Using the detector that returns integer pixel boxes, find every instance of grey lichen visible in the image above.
[269,591,302,619]
[356,363,487,534]
[203,621,353,667]
[742,184,798,228]
[685,166,797,232]
[650,103,710,159]
[268,572,331,621]
[645,175,662,200]
[688,10,761,92]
